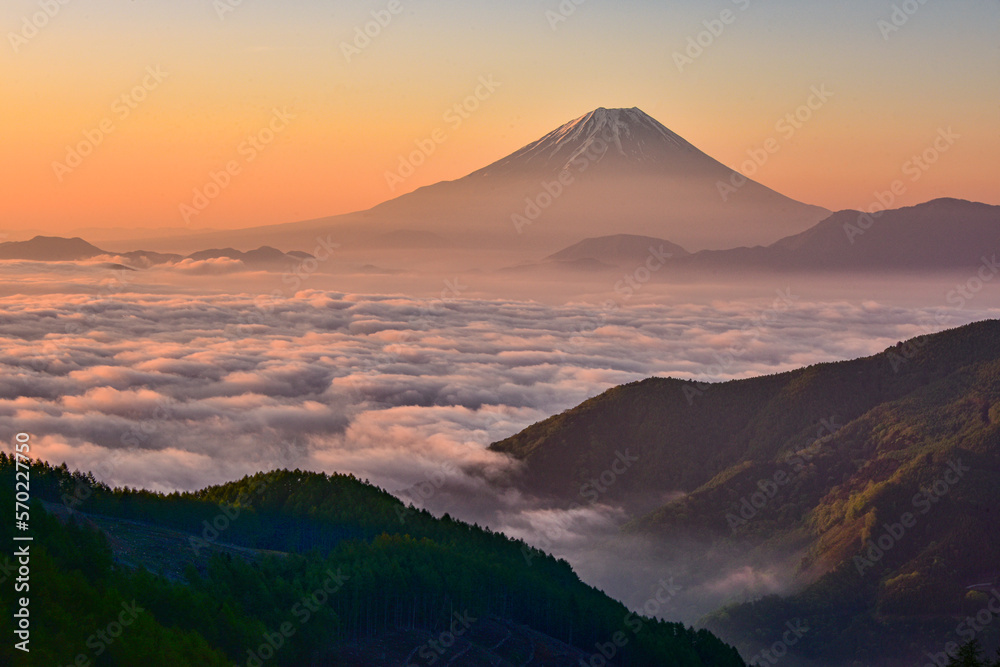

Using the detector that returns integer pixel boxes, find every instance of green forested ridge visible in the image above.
[0,456,746,666]
[491,319,1000,665]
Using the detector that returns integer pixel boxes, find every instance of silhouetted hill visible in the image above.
[0,235,104,261]
[687,198,1000,272]
[530,199,999,278]
[764,197,1000,270]
[184,245,306,267]
[0,235,311,270]
[546,234,689,264]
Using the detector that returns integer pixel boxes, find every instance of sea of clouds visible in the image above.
[6,283,990,493]
[3,261,998,620]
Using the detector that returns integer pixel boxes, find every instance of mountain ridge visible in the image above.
[488,319,1000,665]
[0,458,749,667]
[0,235,106,261]
[0,236,309,269]
[14,197,998,280]
[530,197,999,273]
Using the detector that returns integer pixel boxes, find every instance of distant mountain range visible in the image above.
[490,319,1000,665]
[15,107,997,273]
[0,235,309,269]
[9,198,998,278]
[507,198,1000,275]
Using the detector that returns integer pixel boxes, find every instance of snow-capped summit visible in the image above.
[556,107,698,154]
[473,107,714,177]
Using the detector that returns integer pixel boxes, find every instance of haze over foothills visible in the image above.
[3,1,1000,666]
[2,0,998,236]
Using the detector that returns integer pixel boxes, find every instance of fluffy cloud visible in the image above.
[171,257,247,275]
[0,281,997,500]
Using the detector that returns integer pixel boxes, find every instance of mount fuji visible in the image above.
[124,107,829,255]
[469,107,724,176]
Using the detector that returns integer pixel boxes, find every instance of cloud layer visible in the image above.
[2,266,999,620]
[2,277,998,497]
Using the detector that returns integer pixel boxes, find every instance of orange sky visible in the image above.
[2,0,997,235]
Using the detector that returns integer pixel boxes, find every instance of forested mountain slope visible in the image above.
[491,320,1000,665]
[0,458,746,666]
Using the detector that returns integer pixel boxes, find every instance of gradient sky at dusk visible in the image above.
[3,0,998,234]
